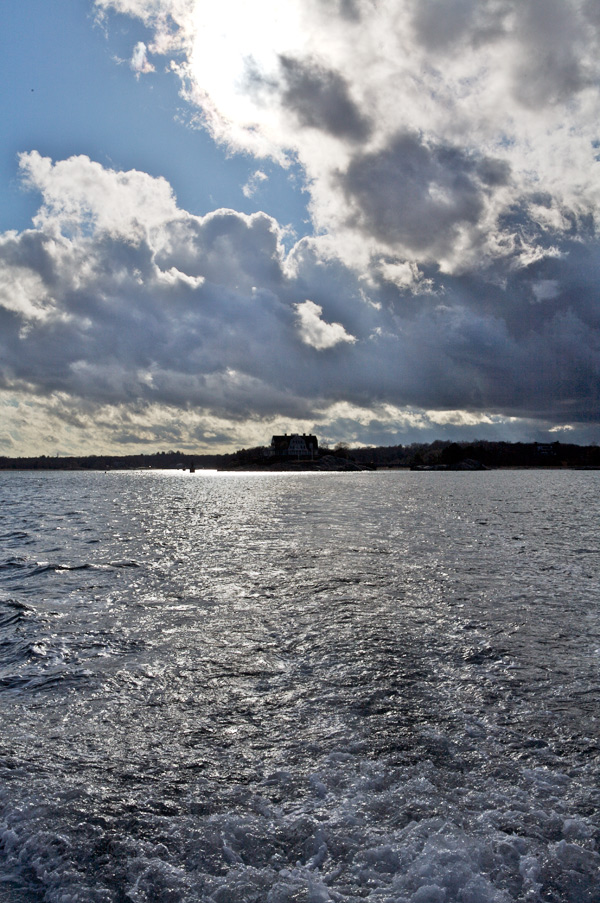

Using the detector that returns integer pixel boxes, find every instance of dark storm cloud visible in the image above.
[335,0,363,22]
[278,56,371,142]
[411,0,498,51]
[411,0,595,107]
[339,133,508,257]
[512,0,592,107]
[583,0,600,29]
[0,229,60,286]
[476,157,511,188]
[156,210,287,291]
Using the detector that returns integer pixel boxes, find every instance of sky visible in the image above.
[1,0,600,455]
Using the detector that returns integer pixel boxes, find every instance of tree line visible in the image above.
[1,440,599,470]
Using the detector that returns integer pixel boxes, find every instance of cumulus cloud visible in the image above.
[1,151,599,455]
[19,151,181,241]
[295,300,356,350]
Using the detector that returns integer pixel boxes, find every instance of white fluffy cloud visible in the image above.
[295,300,356,350]
[20,151,181,241]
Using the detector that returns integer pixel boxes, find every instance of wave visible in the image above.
[0,559,142,578]
[0,599,34,629]
[0,530,30,541]
[0,557,29,572]
[108,559,141,569]
[27,562,99,577]
[0,668,93,693]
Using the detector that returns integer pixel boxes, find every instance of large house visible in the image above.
[270,433,319,458]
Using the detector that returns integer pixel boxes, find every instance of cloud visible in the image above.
[338,132,499,262]
[19,151,181,241]
[95,0,600,268]
[0,156,361,443]
[95,0,196,56]
[130,41,155,76]
[295,300,356,350]
[5,0,600,451]
[1,151,599,455]
[242,169,268,199]
[277,56,371,142]
[532,280,560,303]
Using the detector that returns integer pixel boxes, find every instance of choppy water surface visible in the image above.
[0,469,598,902]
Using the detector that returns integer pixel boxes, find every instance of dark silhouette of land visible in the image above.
[1,440,599,471]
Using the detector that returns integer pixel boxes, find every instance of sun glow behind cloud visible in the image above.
[188,2,303,138]
[151,0,600,277]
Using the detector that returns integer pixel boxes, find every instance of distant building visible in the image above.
[270,433,319,458]
[536,442,558,455]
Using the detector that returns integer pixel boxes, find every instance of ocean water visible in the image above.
[0,469,598,903]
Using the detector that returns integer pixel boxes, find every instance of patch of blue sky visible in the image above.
[0,0,310,239]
